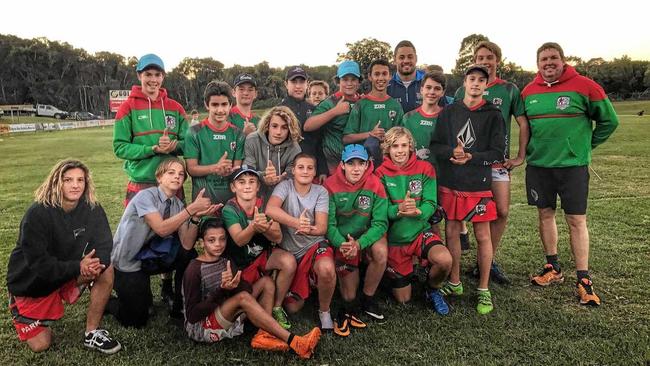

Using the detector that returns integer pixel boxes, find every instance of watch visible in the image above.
[189,217,200,225]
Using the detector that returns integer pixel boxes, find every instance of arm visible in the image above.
[265,195,301,230]
[506,115,530,168]
[416,165,437,221]
[305,99,347,131]
[186,158,217,177]
[89,205,113,266]
[312,211,328,236]
[357,192,388,249]
[343,131,372,144]
[112,107,156,161]
[326,197,346,248]
[589,94,619,148]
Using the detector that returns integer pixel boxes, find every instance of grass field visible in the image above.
[0,105,649,365]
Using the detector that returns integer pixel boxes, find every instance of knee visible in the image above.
[370,245,388,267]
[277,252,297,274]
[316,262,336,285]
[96,265,114,286]
[235,291,254,306]
[539,208,556,222]
[284,301,302,314]
[430,248,452,269]
[497,205,509,219]
[259,276,275,293]
[565,215,587,230]
[27,331,51,353]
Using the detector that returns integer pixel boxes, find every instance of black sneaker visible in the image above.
[84,329,121,354]
[466,263,480,279]
[460,232,471,252]
[362,298,386,323]
[490,261,511,285]
[160,280,174,308]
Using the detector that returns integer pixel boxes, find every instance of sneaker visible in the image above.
[467,264,480,279]
[347,311,367,329]
[460,232,470,252]
[272,307,291,330]
[318,310,334,330]
[251,329,289,351]
[160,281,174,308]
[334,311,350,337]
[290,327,321,359]
[83,329,121,354]
[476,290,493,315]
[362,298,386,323]
[576,278,601,306]
[531,264,564,286]
[426,289,450,315]
[440,281,464,296]
[490,261,511,285]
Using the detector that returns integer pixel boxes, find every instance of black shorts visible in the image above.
[525,165,589,215]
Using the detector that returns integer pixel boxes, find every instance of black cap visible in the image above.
[465,64,489,79]
[286,66,308,81]
[233,73,257,88]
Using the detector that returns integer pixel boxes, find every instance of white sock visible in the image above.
[318,310,333,330]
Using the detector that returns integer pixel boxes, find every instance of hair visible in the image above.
[155,158,186,183]
[426,64,444,73]
[536,42,565,61]
[474,41,502,62]
[190,109,199,116]
[292,152,317,166]
[421,71,447,90]
[34,159,97,208]
[394,40,416,56]
[308,80,330,96]
[257,106,302,143]
[203,80,233,106]
[368,59,391,76]
[381,127,415,155]
[199,217,225,239]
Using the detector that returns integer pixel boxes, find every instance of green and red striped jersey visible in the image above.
[323,162,388,249]
[311,92,360,167]
[222,197,273,268]
[521,65,618,168]
[374,154,437,246]
[400,106,441,165]
[229,106,261,130]
[184,119,245,203]
[113,86,188,184]
[344,95,404,140]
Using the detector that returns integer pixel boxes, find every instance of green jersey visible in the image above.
[184,119,245,203]
[344,94,404,140]
[455,78,524,156]
[311,91,360,168]
[400,106,441,165]
[229,106,261,130]
[222,197,272,268]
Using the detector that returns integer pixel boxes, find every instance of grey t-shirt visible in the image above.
[271,180,329,260]
[111,186,184,272]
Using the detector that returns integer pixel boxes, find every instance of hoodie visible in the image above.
[113,86,188,183]
[244,130,301,196]
[431,99,505,192]
[521,65,619,168]
[323,161,388,249]
[279,96,328,175]
[374,154,437,245]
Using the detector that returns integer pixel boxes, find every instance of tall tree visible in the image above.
[452,34,489,76]
[337,38,392,77]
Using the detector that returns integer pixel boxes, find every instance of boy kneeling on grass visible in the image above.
[375,127,453,315]
[182,218,321,359]
[222,165,296,329]
[430,64,506,315]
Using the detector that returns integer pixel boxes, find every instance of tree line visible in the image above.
[1,33,648,116]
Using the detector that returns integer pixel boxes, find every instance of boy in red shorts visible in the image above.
[375,127,452,315]
[430,64,506,314]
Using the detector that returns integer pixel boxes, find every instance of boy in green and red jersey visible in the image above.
[185,81,245,204]
[305,61,362,174]
[229,73,260,136]
[222,166,297,330]
[400,72,449,165]
[344,59,404,166]
[113,53,189,207]
[431,65,506,315]
[323,144,388,335]
[523,43,618,306]
[375,127,452,315]
[454,41,530,284]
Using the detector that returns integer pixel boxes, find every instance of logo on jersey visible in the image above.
[556,96,571,110]
[420,120,433,126]
[165,115,176,129]
[457,118,476,148]
[230,141,237,151]
[213,134,226,140]
[530,189,539,202]
[374,104,386,109]
[492,98,503,106]
[416,147,430,160]
[246,243,264,258]
[357,195,371,210]
[389,110,397,121]
[408,179,422,195]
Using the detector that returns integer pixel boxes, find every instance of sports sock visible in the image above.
[545,254,560,272]
[287,333,295,345]
[576,270,590,281]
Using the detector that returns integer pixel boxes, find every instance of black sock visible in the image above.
[546,255,560,272]
[576,270,590,281]
[287,333,295,346]
[161,278,173,290]
[361,293,373,307]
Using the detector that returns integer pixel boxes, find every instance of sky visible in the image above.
[1,0,649,73]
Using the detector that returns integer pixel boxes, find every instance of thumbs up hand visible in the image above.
[369,120,385,140]
[214,151,234,176]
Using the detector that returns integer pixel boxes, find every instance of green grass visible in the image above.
[611,100,650,115]
[0,112,649,365]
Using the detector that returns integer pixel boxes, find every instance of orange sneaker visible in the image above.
[531,264,564,286]
[251,329,289,352]
[290,327,321,359]
[576,278,601,306]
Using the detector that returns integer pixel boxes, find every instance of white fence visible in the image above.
[0,119,115,134]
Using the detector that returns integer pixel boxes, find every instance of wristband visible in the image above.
[185,207,193,217]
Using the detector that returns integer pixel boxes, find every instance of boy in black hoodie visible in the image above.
[430,65,505,315]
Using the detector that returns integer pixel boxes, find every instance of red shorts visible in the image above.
[9,280,82,341]
[125,181,185,207]
[438,187,496,222]
[241,250,271,285]
[284,241,333,304]
[386,230,443,288]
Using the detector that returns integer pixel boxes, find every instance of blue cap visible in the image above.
[136,54,165,73]
[337,60,361,79]
[342,144,369,162]
[230,164,261,182]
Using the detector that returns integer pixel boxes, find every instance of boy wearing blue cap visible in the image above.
[304,61,362,174]
[323,144,388,335]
